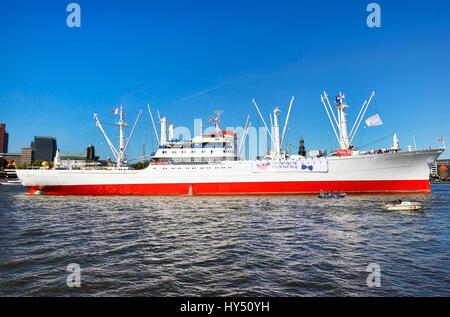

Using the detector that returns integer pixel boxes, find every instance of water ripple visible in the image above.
[0,185,449,296]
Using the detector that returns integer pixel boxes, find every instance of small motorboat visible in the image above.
[1,180,22,185]
[381,199,423,211]
[318,190,346,199]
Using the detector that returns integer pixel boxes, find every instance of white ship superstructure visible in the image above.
[152,111,238,163]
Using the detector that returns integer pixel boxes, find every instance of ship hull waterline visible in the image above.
[24,179,431,196]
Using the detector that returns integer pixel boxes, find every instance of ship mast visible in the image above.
[117,104,128,167]
[160,116,167,146]
[335,93,350,149]
[321,91,375,150]
[94,105,142,168]
[252,97,295,159]
[273,107,281,155]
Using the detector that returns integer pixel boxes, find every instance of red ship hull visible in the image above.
[26,179,431,196]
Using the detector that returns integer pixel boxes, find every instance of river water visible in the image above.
[0,184,448,296]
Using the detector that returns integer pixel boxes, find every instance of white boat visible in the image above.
[381,201,424,211]
[15,93,444,196]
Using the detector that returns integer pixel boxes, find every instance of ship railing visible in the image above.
[20,166,44,170]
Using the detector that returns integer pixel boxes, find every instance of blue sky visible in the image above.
[0,0,449,160]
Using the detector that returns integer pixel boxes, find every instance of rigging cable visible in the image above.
[358,132,393,149]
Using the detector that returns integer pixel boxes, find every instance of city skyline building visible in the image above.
[18,147,34,166]
[31,136,57,163]
[0,123,9,153]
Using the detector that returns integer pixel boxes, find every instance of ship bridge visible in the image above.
[152,119,238,163]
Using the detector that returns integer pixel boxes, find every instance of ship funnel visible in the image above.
[273,107,281,155]
[169,124,174,141]
[214,110,223,133]
[160,117,167,146]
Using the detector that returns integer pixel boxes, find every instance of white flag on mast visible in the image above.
[365,114,383,127]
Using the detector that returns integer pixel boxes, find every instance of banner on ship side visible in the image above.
[251,158,328,173]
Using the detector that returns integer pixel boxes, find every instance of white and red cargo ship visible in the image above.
[16,92,444,195]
